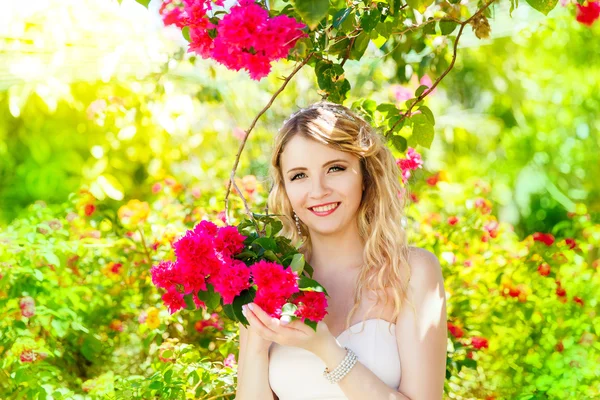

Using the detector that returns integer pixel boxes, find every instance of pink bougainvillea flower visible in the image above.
[293,291,328,322]
[208,0,307,80]
[173,230,221,277]
[151,260,179,292]
[470,336,489,350]
[576,1,600,26]
[253,293,287,318]
[193,220,219,237]
[396,147,423,184]
[213,225,247,259]
[533,232,555,246]
[224,353,237,367]
[162,289,187,314]
[210,259,251,304]
[250,260,299,299]
[170,0,307,80]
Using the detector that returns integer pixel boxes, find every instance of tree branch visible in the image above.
[223,53,314,225]
[386,0,497,136]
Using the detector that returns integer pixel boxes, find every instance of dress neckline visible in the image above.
[334,318,396,339]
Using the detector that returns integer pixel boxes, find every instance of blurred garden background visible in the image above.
[1,0,599,398]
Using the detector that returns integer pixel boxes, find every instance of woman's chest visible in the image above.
[314,275,395,337]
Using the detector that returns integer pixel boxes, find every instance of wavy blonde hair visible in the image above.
[267,101,415,333]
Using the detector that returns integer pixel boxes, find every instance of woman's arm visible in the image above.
[235,323,277,400]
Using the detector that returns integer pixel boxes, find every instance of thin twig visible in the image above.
[223,53,314,225]
[138,227,152,266]
[386,0,497,136]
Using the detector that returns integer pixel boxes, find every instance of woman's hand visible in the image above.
[242,302,334,355]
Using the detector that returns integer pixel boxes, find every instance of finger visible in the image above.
[249,304,304,335]
[243,306,277,339]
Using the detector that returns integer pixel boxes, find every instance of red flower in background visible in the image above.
[533,232,555,246]
[576,1,600,26]
[471,336,489,350]
[447,322,464,338]
[537,263,551,276]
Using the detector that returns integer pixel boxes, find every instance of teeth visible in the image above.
[311,203,339,213]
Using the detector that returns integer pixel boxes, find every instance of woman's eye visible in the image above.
[290,165,345,181]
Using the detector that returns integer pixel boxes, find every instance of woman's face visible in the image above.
[280,134,364,237]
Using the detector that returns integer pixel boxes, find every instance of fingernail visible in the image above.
[248,303,254,310]
[242,308,247,317]
[281,316,291,325]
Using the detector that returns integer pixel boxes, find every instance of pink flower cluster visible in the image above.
[251,260,299,318]
[576,1,600,26]
[20,296,35,318]
[396,147,423,184]
[159,0,307,80]
[250,260,328,320]
[151,220,249,314]
[293,291,328,322]
[152,219,329,324]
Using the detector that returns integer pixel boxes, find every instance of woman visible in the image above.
[235,102,448,400]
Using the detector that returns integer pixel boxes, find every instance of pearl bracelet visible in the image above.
[323,347,358,384]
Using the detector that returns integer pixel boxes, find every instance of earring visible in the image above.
[294,211,302,236]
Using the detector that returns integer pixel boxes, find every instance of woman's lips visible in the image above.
[309,202,340,216]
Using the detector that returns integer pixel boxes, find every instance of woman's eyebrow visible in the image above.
[287,159,347,174]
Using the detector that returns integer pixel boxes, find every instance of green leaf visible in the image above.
[182,26,190,42]
[281,303,298,318]
[290,253,305,274]
[253,237,277,252]
[390,135,407,152]
[134,0,151,7]
[349,31,370,60]
[43,252,60,267]
[418,105,435,125]
[305,319,318,332]
[525,0,557,15]
[415,84,429,97]
[423,19,436,35]
[332,8,352,29]
[293,0,330,30]
[406,0,435,13]
[360,8,381,32]
[183,293,196,310]
[263,250,281,262]
[439,20,458,35]
[224,288,255,325]
[298,276,328,296]
[197,284,221,311]
[81,335,103,362]
[411,113,434,148]
[33,268,44,282]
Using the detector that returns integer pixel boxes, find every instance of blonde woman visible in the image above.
[236,102,448,400]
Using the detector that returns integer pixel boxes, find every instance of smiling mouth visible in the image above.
[308,202,341,215]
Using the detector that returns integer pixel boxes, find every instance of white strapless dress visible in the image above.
[268,319,401,400]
